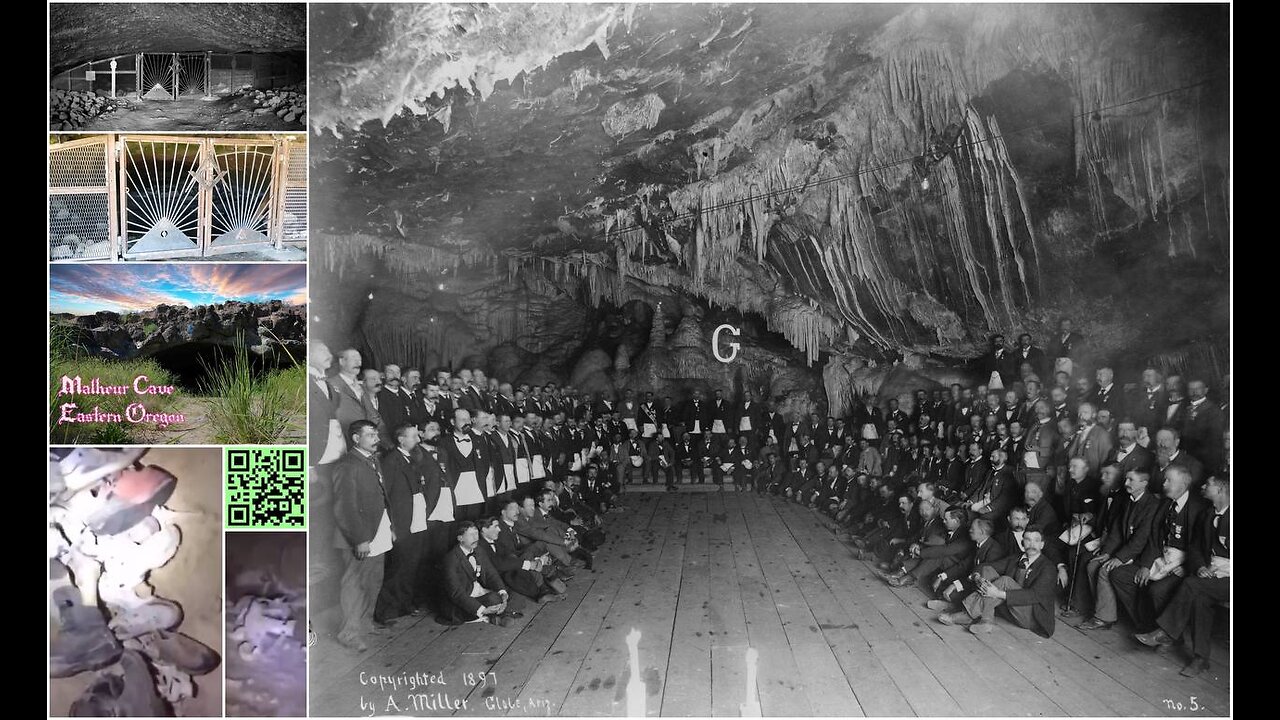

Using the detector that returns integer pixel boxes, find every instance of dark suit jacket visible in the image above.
[437,432,491,503]
[377,387,412,436]
[309,374,341,461]
[918,528,976,578]
[380,448,424,539]
[1140,494,1210,568]
[1128,385,1168,433]
[682,400,713,434]
[1067,424,1113,476]
[476,536,524,575]
[443,546,505,618]
[961,458,990,501]
[979,465,1018,521]
[1102,491,1160,562]
[1161,451,1205,487]
[331,450,386,549]
[1187,506,1229,573]
[1109,444,1155,476]
[942,535,1007,584]
[735,401,767,436]
[983,553,1058,637]
[1181,400,1225,471]
[1047,331,1082,360]
[1013,345,1047,379]
[1088,384,1125,419]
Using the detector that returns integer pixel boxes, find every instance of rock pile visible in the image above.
[49,89,122,130]
[243,83,306,125]
[60,301,307,361]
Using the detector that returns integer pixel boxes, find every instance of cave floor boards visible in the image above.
[308,490,1231,717]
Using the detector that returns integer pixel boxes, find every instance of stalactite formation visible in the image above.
[311,3,1227,385]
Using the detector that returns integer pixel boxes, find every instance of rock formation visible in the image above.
[309,4,1229,403]
[54,301,306,363]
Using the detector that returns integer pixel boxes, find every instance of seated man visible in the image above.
[938,526,1058,637]
[1135,475,1229,677]
[1105,465,1207,635]
[883,506,974,593]
[513,494,575,567]
[1061,463,1127,617]
[474,517,566,604]
[865,493,916,564]
[926,517,1007,613]
[850,482,901,547]
[1076,468,1160,629]
[875,497,945,573]
[441,521,522,626]
[495,499,572,582]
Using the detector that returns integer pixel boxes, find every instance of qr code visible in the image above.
[225,447,306,529]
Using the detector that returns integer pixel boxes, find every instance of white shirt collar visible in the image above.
[1172,491,1190,513]
[1191,397,1206,406]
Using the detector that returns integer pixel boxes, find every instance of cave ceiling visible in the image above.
[50,3,307,73]
[310,3,1230,364]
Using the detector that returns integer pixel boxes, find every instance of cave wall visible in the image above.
[309,4,1229,406]
[50,3,307,75]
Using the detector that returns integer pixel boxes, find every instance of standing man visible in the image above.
[330,348,366,434]
[375,424,428,624]
[1047,319,1082,378]
[439,409,488,521]
[1015,333,1047,381]
[307,342,345,628]
[331,420,389,652]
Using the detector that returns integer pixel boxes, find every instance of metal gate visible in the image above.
[207,139,277,255]
[176,53,211,98]
[119,136,205,259]
[49,135,305,260]
[279,137,307,247]
[48,137,118,261]
[137,53,177,101]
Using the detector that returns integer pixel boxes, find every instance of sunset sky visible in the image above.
[49,264,307,316]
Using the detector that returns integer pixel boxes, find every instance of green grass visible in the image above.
[142,321,158,335]
[199,336,305,444]
[50,355,180,444]
[50,318,179,444]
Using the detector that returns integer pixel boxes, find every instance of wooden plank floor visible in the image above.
[309,489,1231,716]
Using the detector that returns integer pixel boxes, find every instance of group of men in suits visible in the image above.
[307,341,1229,673]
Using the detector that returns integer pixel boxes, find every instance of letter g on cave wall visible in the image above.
[712,324,740,364]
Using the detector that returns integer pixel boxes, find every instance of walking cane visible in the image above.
[1064,516,1086,613]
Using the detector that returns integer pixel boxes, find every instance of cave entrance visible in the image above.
[135,53,212,101]
[56,134,306,261]
[148,341,282,391]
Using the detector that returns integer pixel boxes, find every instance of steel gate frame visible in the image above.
[49,135,304,261]
[176,52,212,98]
[136,53,178,101]
[48,135,119,261]
[205,137,280,257]
[118,134,208,260]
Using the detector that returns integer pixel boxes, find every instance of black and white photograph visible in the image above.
[49,447,223,716]
[49,133,308,262]
[49,2,307,132]
[306,2,1230,717]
